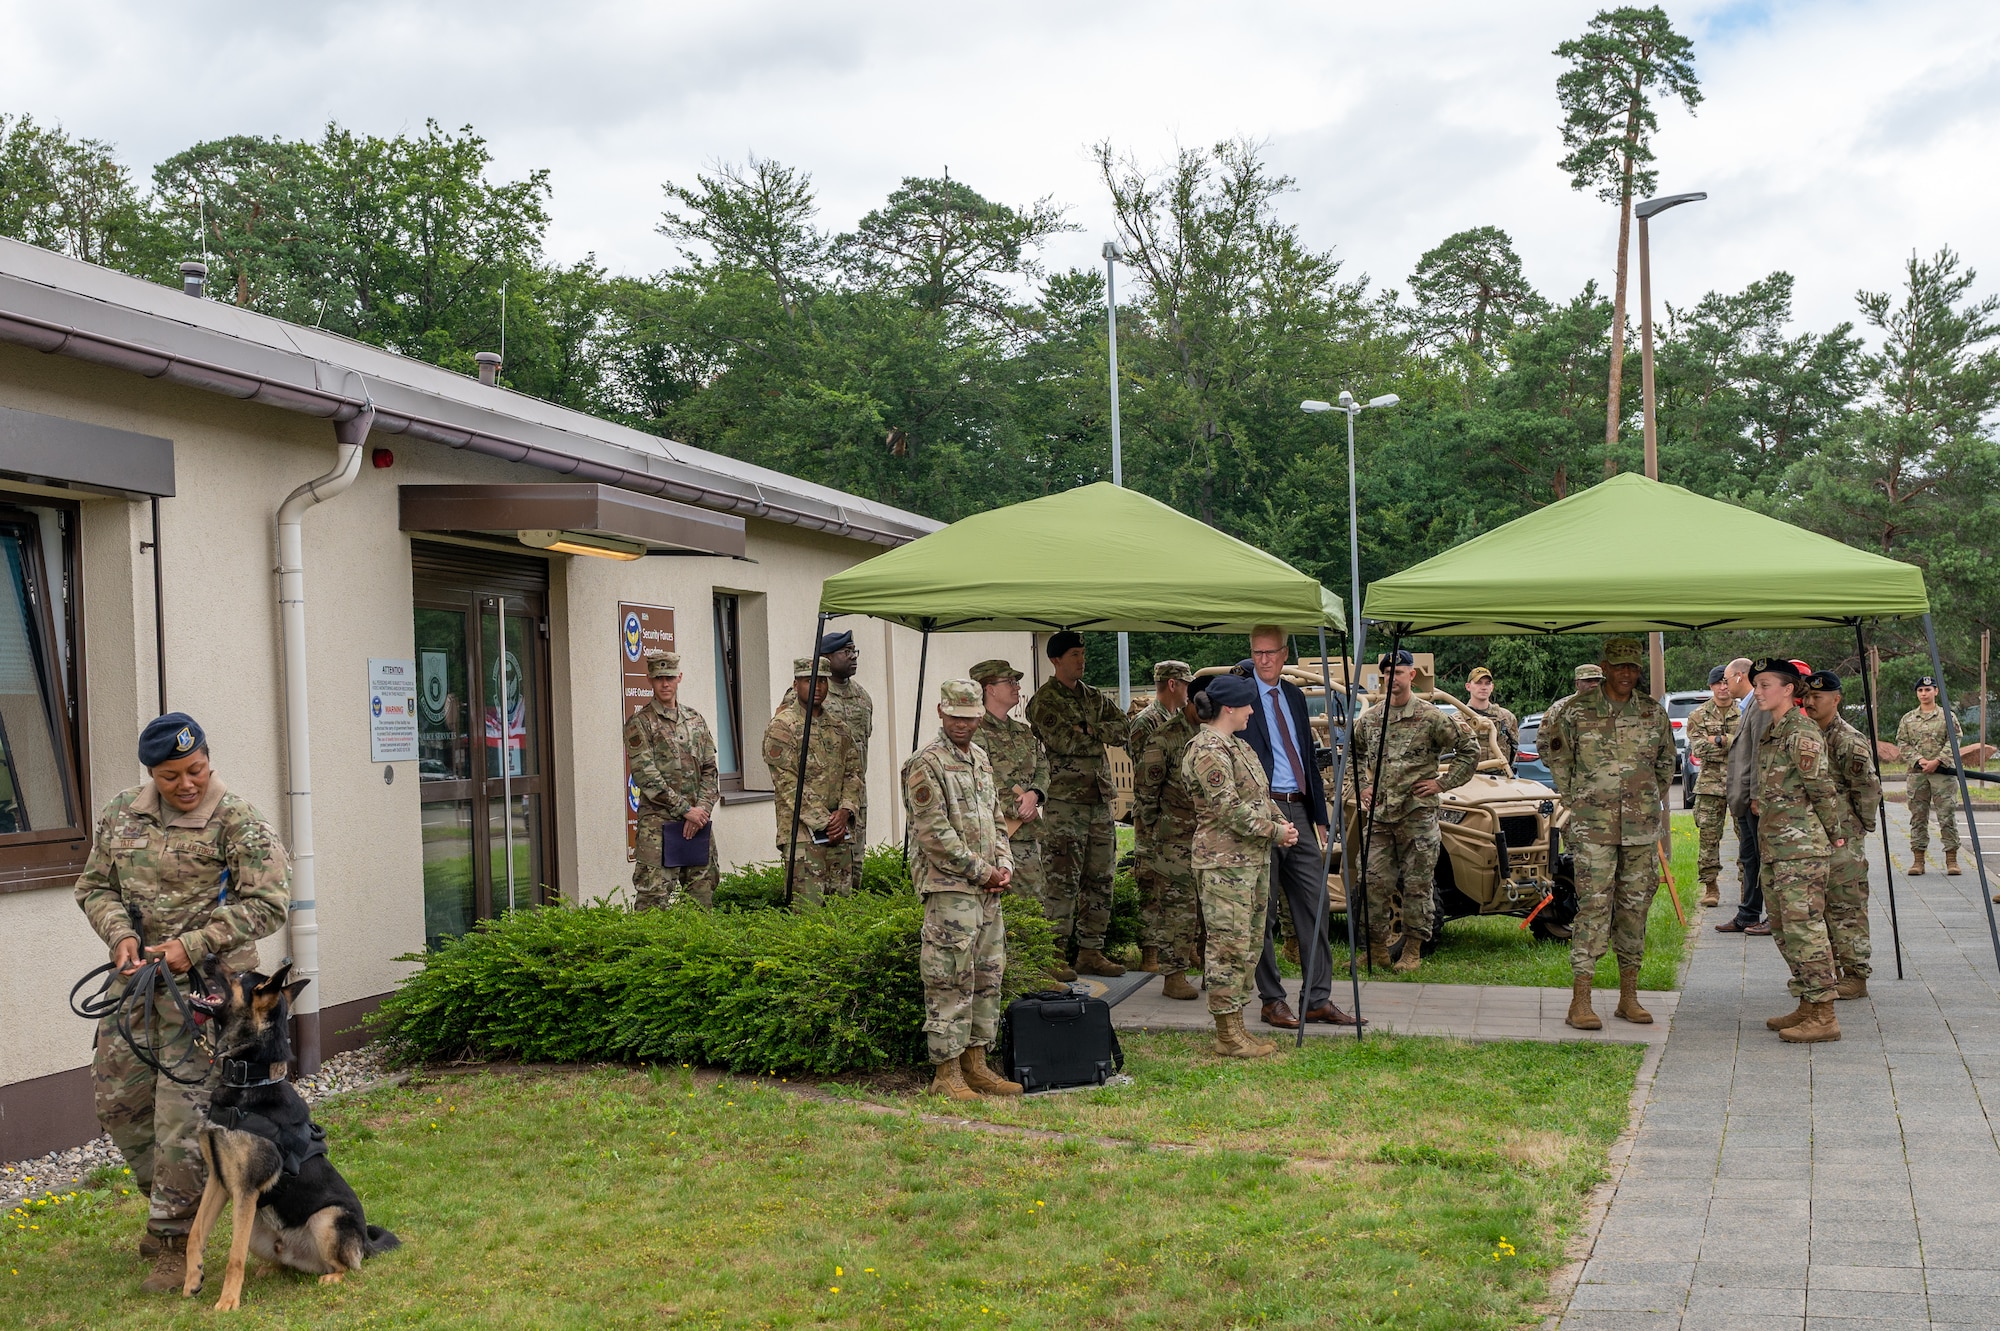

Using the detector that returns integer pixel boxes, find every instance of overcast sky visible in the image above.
[5,0,1995,337]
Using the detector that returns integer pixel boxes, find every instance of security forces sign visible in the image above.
[369,658,418,762]
[619,603,675,856]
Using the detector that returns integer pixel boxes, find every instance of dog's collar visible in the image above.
[219,1057,288,1089]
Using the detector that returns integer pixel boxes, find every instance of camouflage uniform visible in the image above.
[1896,705,1959,855]
[1135,711,1202,972]
[904,690,1011,1064]
[1757,706,1845,1003]
[1537,667,1602,766]
[1819,714,1880,981]
[624,683,721,909]
[761,689,864,909]
[824,675,874,892]
[1468,701,1519,762]
[1547,688,1676,980]
[975,707,1048,908]
[1127,661,1191,957]
[1183,727,1288,1016]
[1685,697,1741,892]
[1026,677,1129,951]
[74,777,290,1241]
[1347,698,1477,946]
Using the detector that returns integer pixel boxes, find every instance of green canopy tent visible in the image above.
[1362,472,1995,979]
[802,482,1363,1036]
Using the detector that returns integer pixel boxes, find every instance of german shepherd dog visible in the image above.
[182,961,400,1310]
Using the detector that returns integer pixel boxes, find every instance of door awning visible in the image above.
[398,483,747,560]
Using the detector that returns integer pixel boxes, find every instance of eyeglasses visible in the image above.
[1250,648,1286,659]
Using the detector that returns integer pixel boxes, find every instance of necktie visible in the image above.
[1270,688,1306,790]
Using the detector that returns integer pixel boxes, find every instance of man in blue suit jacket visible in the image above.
[1239,627,1362,1028]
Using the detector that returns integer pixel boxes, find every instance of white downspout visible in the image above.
[277,406,373,1075]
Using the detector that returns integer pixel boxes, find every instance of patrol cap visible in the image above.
[1378,648,1414,670]
[140,712,205,767]
[1708,665,1728,686]
[1804,670,1844,695]
[970,658,1023,684]
[1917,675,1938,689]
[1047,630,1085,659]
[1205,673,1257,708]
[1601,637,1645,667]
[645,652,682,679]
[817,629,855,657]
[1153,660,1192,684]
[1749,657,1804,684]
[1467,666,1493,684]
[792,656,821,678]
[1575,664,1604,682]
[938,679,983,717]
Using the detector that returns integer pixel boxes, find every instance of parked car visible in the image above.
[1661,689,1708,806]
[1514,711,1552,788]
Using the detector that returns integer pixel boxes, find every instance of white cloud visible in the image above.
[2,0,1993,336]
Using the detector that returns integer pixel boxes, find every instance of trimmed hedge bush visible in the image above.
[371,889,1059,1075]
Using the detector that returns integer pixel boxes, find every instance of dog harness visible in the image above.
[206,1103,330,1177]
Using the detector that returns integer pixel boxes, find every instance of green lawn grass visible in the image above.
[1331,812,1702,992]
[3,1034,1640,1329]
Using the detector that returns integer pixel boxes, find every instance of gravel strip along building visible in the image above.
[0,238,1017,1158]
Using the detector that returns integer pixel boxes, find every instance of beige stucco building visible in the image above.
[0,238,1025,1158]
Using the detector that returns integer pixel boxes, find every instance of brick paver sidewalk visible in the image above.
[1560,804,2000,1329]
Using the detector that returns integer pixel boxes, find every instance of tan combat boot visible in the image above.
[1910,852,1927,876]
[929,1055,980,1102]
[1160,970,1199,1000]
[1138,946,1162,973]
[1566,976,1602,1030]
[960,1046,1023,1096]
[1834,974,1869,1000]
[1212,1011,1278,1059]
[1615,965,1653,1024]
[1368,938,1393,970]
[1075,948,1126,978]
[1050,959,1078,982]
[1700,881,1720,908]
[139,1233,187,1294]
[1393,941,1422,975]
[1947,849,1962,876]
[1767,999,1812,1030]
[1777,1001,1841,1043]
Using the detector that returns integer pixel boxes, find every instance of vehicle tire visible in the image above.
[1531,853,1580,943]
[1682,770,1696,810]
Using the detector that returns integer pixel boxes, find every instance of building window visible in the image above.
[0,498,88,889]
[712,594,744,783]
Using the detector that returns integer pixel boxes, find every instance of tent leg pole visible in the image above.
[784,613,829,908]
[1356,624,1400,977]
[1855,621,1904,980]
[911,628,931,757]
[1313,625,1361,1042]
[1923,614,2000,977]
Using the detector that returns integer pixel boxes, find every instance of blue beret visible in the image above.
[1378,649,1414,670]
[1708,665,1728,685]
[816,629,854,656]
[139,713,205,767]
[1206,673,1257,708]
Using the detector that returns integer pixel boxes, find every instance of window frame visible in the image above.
[0,494,91,893]
[712,592,747,790]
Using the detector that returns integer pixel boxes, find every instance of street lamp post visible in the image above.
[1105,240,1131,708]
[1634,190,1705,699]
[1302,392,1400,687]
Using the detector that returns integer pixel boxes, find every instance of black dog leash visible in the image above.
[70,955,214,1087]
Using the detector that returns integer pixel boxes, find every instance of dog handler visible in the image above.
[73,713,292,1291]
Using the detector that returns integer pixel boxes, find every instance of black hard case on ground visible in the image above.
[1001,988,1124,1092]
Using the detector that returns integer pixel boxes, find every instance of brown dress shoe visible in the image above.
[1714,918,1749,932]
[1744,920,1771,936]
[1259,1000,1300,1029]
[1302,1002,1366,1027]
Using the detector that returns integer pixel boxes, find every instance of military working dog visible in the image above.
[182,960,399,1310]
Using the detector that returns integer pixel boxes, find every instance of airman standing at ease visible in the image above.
[1128,661,1192,973]
[1134,671,1202,1002]
[1684,665,1740,909]
[1547,638,1675,1031]
[1026,631,1130,979]
[1803,670,1879,1002]
[970,659,1048,911]
[1464,666,1519,764]
[905,679,1021,1102]
[817,630,874,892]
[624,652,720,909]
[1896,676,1960,876]
[762,657,864,909]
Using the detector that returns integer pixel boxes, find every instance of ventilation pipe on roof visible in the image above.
[276,403,374,1076]
[179,262,206,298]
[475,352,501,386]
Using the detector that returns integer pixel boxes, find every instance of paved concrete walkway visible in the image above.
[1107,972,1677,1045]
[1561,804,2000,1330]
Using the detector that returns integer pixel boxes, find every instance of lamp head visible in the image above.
[1367,394,1401,409]
[1337,390,1355,408]
[1101,240,1126,262]
[1634,191,1708,220]
[1300,399,1333,413]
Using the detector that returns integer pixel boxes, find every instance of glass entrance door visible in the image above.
[413,547,553,949]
